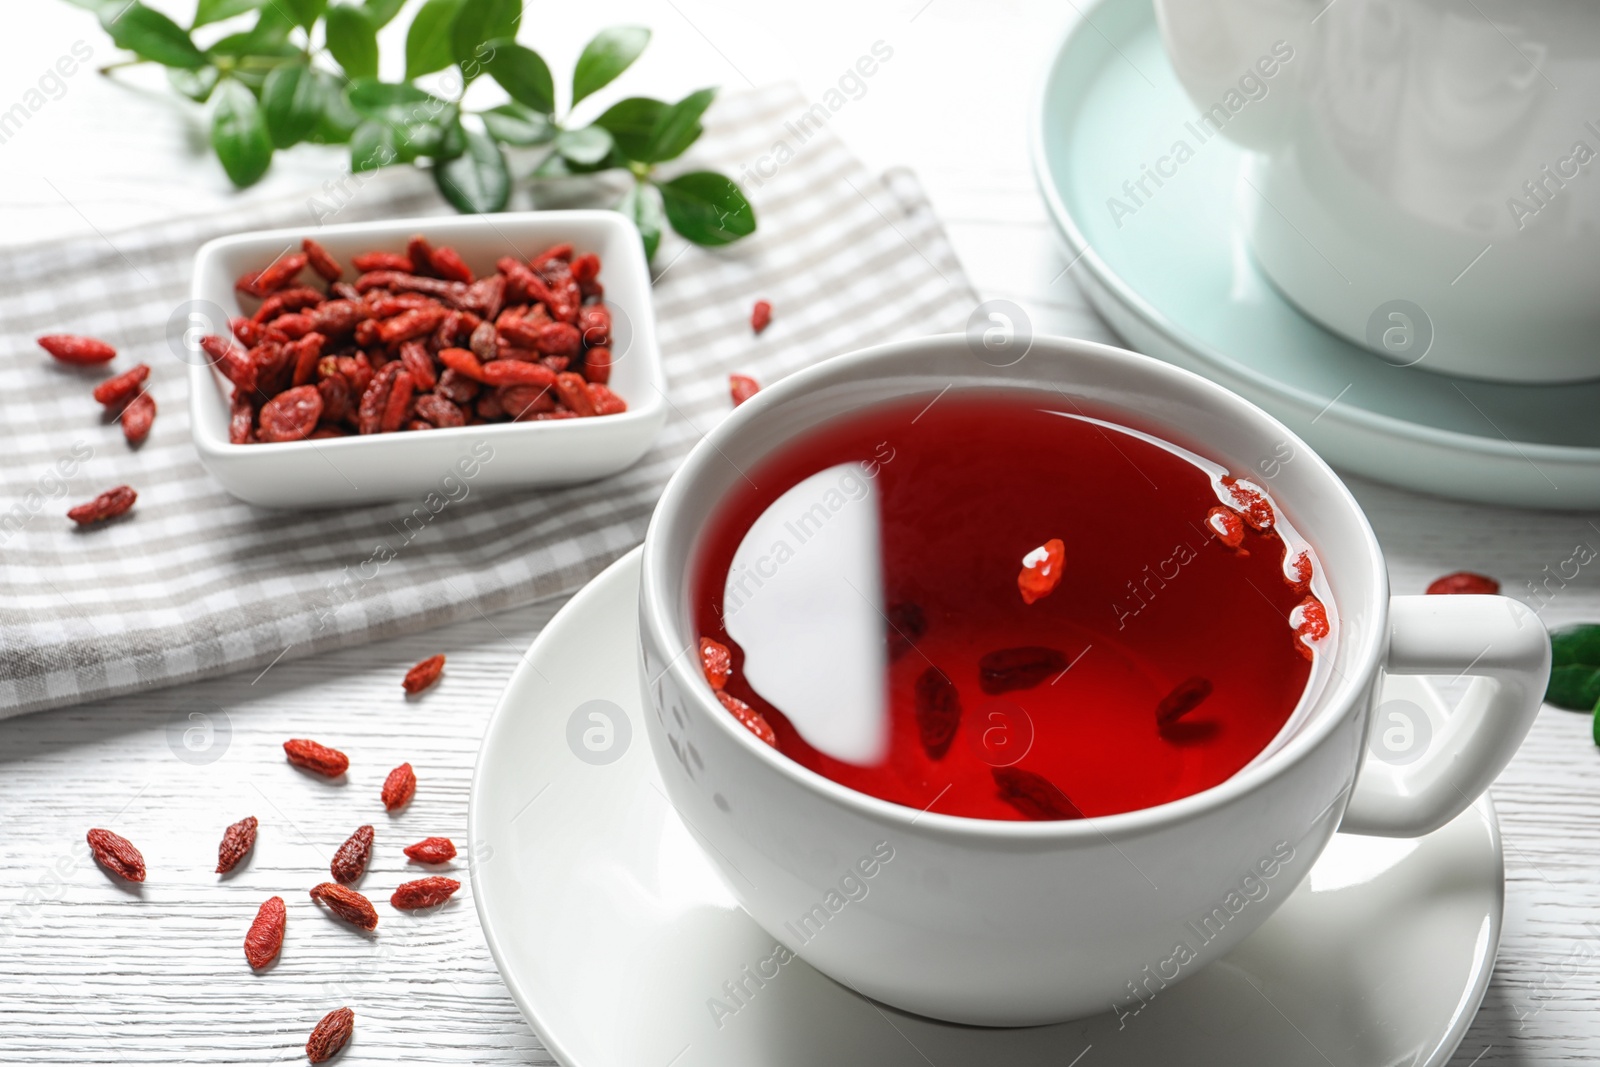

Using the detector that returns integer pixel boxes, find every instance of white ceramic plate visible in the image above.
[187,211,666,508]
[1030,0,1600,509]
[470,549,1503,1067]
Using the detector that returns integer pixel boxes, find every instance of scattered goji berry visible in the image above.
[729,374,760,406]
[216,815,258,874]
[391,876,461,910]
[244,896,285,970]
[283,738,349,778]
[309,882,378,930]
[330,825,374,885]
[381,763,416,812]
[403,654,445,694]
[92,364,150,407]
[86,828,146,882]
[39,334,116,364]
[1017,538,1066,605]
[1426,571,1500,595]
[699,637,732,689]
[68,486,136,526]
[750,299,772,334]
[305,1007,354,1064]
[120,392,157,445]
[403,837,456,864]
[716,691,777,747]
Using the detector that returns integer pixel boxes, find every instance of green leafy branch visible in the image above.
[64,0,755,259]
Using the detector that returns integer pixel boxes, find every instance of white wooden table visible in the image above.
[3,2,1598,1064]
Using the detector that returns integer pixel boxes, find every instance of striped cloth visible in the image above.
[0,84,975,718]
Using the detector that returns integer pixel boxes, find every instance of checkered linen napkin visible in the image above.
[0,84,976,718]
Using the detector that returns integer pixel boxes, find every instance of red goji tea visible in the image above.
[691,392,1335,820]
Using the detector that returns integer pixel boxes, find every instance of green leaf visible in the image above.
[193,0,264,29]
[351,119,399,170]
[656,171,755,246]
[572,25,649,107]
[557,125,613,166]
[309,72,362,143]
[405,0,462,77]
[434,127,509,213]
[1548,623,1600,710]
[102,3,208,69]
[432,113,467,160]
[281,0,327,29]
[643,86,714,163]
[619,181,663,262]
[348,78,442,123]
[592,96,665,161]
[483,39,552,113]
[325,4,379,79]
[168,65,220,102]
[211,78,274,186]
[479,102,554,146]
[261,64,323,148]
[62,0,124,14]
[450,0,521,67]
[363,0,408,27]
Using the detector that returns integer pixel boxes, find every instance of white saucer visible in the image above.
[470,549,1503,1067]
[1031,0,1600,509]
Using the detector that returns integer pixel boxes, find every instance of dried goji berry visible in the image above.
[244,896,285,970]
[301,238,343,282]
[259,385,324,443]
[993,767,1082,820]
[283,738,349,778]
[309,299,364,337]
[554,372,595,416]
[378,306,448,345]
[914,667,960,760]
[978,647,1068,694]
[1017,538,1066,605]
[379,369,414,433]
[68,486,136,526]
[583,347,612,385]
[717,691,777,747]
[93,364,150,407]
[330,825,374,885]
[289,332,326,388]
[381,763,416,812]
[699,638,732,689]
[577,304,610,347]
[413,393,464,428]
[569,252,600,285]
[428,245,473,283]
[436,347,487,384]
[1155,677,1213,728]
[309,882,378,930]
[531,243,574,270]
[1426,571,1500,595]
[404,654,445,694]
[729,374,760,406]
[254,252,307,294]
[357,362,400,435]
[253,286,324,325]
[305,1007,354,1064]
[750,299,772,334]
[230,395,255,444]
[86,828,146,882]
[482,360,555,389]
[398,340,438,392]
[403,837,456,864]
[39,334,116,365]
[436,368,480,404]
[502,384,555,419]
[216,815,258,874]
[407,234,436,275]
[352,251,412,273]
[391,876,461,910]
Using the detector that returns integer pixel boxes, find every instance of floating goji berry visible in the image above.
[993,767,1082,820]
[1156,677,1213,728]
[216,815,258,874]
[403,837,456,864]
[391,876,461,910]
[750,299,772,334]
[1206,506,1245,550]
[1426,571,1500,595]
[914,667,960,760]
[381,763,416,812]
[68,486,136,526]
[259,385,324,443]
[39,334,116,365]
[1293,595,1330,660]
[717,690,777,747]
[244,896,285,970]
[86,828,145,882]
[283,738,349,777]
[93,364,150,407]
[305,1007,354,1064]
[309,882,378,930]
[1222,476,1274,531]
[699,638,732,689]
[729,374,760,406]
[979,647,1068,694]
[330,825,374,885]
[1287,550,1313,589]
[301,238,343,282]
[1017,538,1066,605]
[404,654,445,694]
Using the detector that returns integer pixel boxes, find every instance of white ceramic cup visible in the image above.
[637,334,1549,1026]
[1153,0,1600,383]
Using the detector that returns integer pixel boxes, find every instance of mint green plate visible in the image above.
[1031,0,1600,509]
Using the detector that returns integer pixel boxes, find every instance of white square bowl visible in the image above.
[187,210,666,508]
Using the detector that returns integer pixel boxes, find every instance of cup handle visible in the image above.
[1339,596,1549,838]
